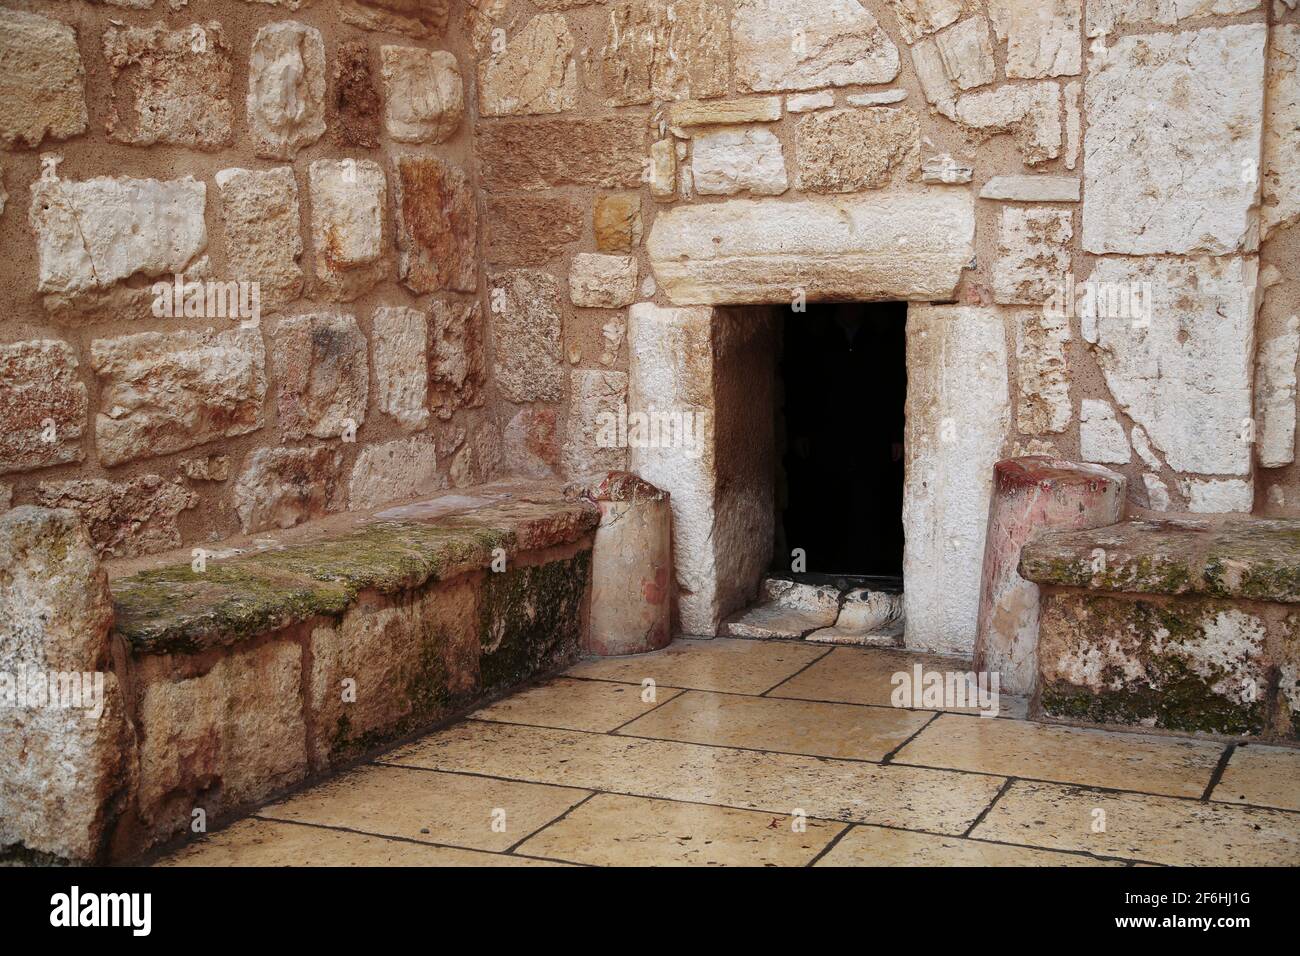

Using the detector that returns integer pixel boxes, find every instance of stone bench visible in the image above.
[1,484,598,864]
[1020,517,1300,741]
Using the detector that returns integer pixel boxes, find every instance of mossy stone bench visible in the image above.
[1020,518,1300,740]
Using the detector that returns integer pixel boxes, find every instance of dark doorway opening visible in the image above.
[775,302,907,581]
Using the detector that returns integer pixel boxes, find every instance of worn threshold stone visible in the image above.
[112,491,598,656]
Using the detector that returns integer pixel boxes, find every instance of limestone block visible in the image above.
[478,116,648,192]
[1263,25,1300,238]
[1082,24,1266,255]
[1086,0,1261,35]
[647,190,975,305]
[987,0,1081,79]
[668,96,783,127]
[36,475,197,559]
[489,270,565,403]
[340,0,450,37]
[903,305,1010,656]
[979,175,1079,202]
[974,457,1126,695]
[889,0,966,43]
[1255,292,1300,468]
[505,406,561,479]
[180,455,231,482]
[308,159,387,301]
[601,0,729,105]
[649,139,677,200]
[1015,308,1072,435]
[953,82,1062,165]
[0,340,87,475]
[934,17,995,90]
[726,578,841,639]
[733,0,900,92]
[348,437,442,510]
[393,155,479,294]
[1080,399,1131,464]
[692,127,789,196]
[272,313,369,442]
[808,588,905,646]
[993,207,1073,305]
[0,8,88,148]
[480,13,576,116]
[1179,477,1255,513]
[788,92,835,112]
[380,45,464,142]
[848,89,909,106]
[486,195,583,266]
[594,193,643,253]
[373,306,430,432]
[215,166,304,309]
[247,21,327,159]
[233,446,345,533]
[429,300,486,419]
[91,328,265,467]
[795,107,920,193]
[569,254,637,308]
[563,370,629,478]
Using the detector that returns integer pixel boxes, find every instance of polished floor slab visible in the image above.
[814,825,1125,867]
[564,637,828,695]
[472,676,684,733]
[1211,743,1300,812]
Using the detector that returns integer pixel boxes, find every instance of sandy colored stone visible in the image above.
[993,207,1073,305]
[247,20,326,159]
[692,127,788,196]
[795,107,920,193]
[393,155,478,294]
[380,45,464,142]
[987,0,1081,79]
[36,475,197,559]
[490,269,565,403]
[953,82,1062,165]
[848,89,909,106]
[429,300,486,419]
[593,193,643,253]
[333,39,381,148]
[1082,24,1266,255]
[215,166,304,309]
[504,406,561,478]
[1080,399,1131,464]
[30,173,207,297]
[340,0,450,38]
[649,138,677,200]
[569,254,637,308]
[934,16,995,90]
[485,195,583,266]
[180,455,231,482]
[1263,25,1300,238]
[787,91,834,112]
[373,306,431,432]
[889,0,967,43]
[816,826,1118,866]
[1086,0,1261,35]
[668,96,783,127]
[0,340,87,475]
[1214,743,1300,812]
[0,8,88,148]
[601,0,729,106]
[477,116,647,192]
[480,13,576,116]
[567,637,822,694]
[1255,292,1300,469]
[309,159,387,301]
[474,677,682,734]
[1014,308,1071,434]
[562,370,629,477]
[91,328,265,467]
[348,437,442,510]
[103,21,234,149]
[232,445,345,533]
[979,175,1079,202]
[733,0,900,92]
[272,313,369,442]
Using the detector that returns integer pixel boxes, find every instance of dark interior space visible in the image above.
[775,301,907,581]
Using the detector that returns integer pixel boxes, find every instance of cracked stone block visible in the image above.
[247,21,327,159]
[486,195,583,267]
[180,455,230,482]
[272,313,369,442]
[1080,399,1132,465]
[594,193,643,253]
[0,340,87,476]
[373,305,430,432]
[1255,293,1300,469]
[725,578,841,639]
[233,445,345,533]
[1086,0,1261,36]
[334,39,381,148]
[429,300,486,419]
[36,475,197,559]
[504,406,560,479]
[215,166,303,310]
[1015,308,1072,435]
[570,254,638,309]
[692,127,789,197]
[490,270,565,403]
[987,0,1081,79]
[380,45,464,142]
[91,328,265,467]
[1082,24,1266,255]
[1179,477,1255,513]
[669,96,783,126]
[934,17,995,90]
[103,21,234,149]
[349,437,442,510]
[795,107,920,193]
[478,116,647,192]
[340,0,450,38]
[0,8,88,149]
[30,173,207,297]
[309,159,387,301]
[808,589,905,646]
[600,0,729,106]
[993,207,1073,305]
[393,155,478,294]
[889,0,966,43]
[563,370,629,478]
[953,82,1062,165]
[480,13,576,116]
[733,0,900,92]
[1263,25,1300,238]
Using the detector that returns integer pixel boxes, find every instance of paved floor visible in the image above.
[159,639,1300,867]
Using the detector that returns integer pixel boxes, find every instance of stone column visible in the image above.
[573,472,673,656]
[974,457,1126,696]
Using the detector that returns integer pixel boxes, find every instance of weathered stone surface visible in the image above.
[903,306,1010,656]
[1014,308,1071,435]
[334,40,381,148]
[1255,297,1300,469]
[889,0,966,43]
[0,8,88,148]
[103,21,233,149]
[1263,25,1300,238]
[215,166,303,309]
[953,82,1062,165]
[478,116,647,191]
[987,0,1081,79]
[993,207,1073,305]
[1085,255,1258,478]
[934,17,995,90]
[692,127,789,196]
[647,190,975,305]
[980,175,1079,202]
[247,21,327,159]
[668,96,782,127]
[1082,25,1266,255]
[795,107,920,193]
[733,0,900,92]
[1179,477,1254,514]
[601,0,729,106]
[0,507,128,864]
[563,370,629,478]
[233,445,345,533]
[429,300,486,419]
[373,306,430,432]
[480,13,576,116]
[309,159,386,301]
[848,89,909,106]
[380,45,464,142]
[726,578,841,639]
[30,173,207,297]
[393,155,478,294]
[569,254,638,308]
[787,91,835,112]
[272,313,369,442]
[594,193,643,253]
[649,138,677,200]
[341,0,450,38]
[91,329,265,467]
[180,455,231,482]
[348,437,442,510]
[1080,399,1131,464]
[921,153,973,183]
[0,340,87,476]
[486,194,582,266]
[490,270,565,403]
[36,475,197,559]
[808,588,905,646]
[504,406,561,478]
[1086,0,1261,36]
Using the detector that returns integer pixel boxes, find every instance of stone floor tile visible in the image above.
[516,792,846,866]
[472,676,683,733]
[972,780,1300,866]
[565,637,828,695]
[814,825,1124,866]
[616,689,933,761]
[1212,743,1300,812]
